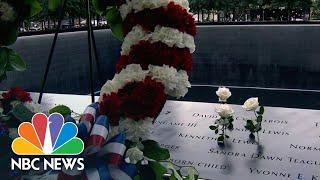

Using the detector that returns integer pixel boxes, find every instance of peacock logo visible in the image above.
[12,113,84,155]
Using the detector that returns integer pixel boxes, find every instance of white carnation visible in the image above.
[149,65,190,98]
[121,25,195,56]
[0,2,15,22]
[172,70,191,98]
[121,26,149,55]
[151,26,195,53]
[119,0,133,19]
[118,117,154,142]
[175,0,190,10]
[100,64,191,101]
[99,64,148,102]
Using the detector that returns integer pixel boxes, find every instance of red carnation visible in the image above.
[116,55,130,73]
[2,87,32,102]
[118,77,166,120]
[123,2,196,36]
[116,41,193,73]
[99,93,122,126]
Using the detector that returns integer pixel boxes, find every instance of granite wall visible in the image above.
[1,25,319,94]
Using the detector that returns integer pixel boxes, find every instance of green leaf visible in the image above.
[167,162,183,180]
[148,161,167,180]
[93,0,109,14]
[257,115,263,122]
[249,133,255,139]
[8,50,26,71]
[0,47,9,72]
[49,0,61,11]
[228,117,234,123]
[106,7,120,24]
[25,0,42,17]
[142,140,170,161]
[185,167,199,180]
[169,175,179,180]
[209,125,217,130]
[245,120,255,132]
[228,123,233,130]
[0,115,11,122]
[217,136,224,142]
[0,23,18,46]
[10,103,34,122]
[138,164,156,180]
[49,105,72,117]
[110,23,124,41]
[257,106,264,115]
[214,129,219,134]
[105,7,124,41]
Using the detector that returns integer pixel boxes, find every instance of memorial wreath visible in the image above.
[0,0,199,179]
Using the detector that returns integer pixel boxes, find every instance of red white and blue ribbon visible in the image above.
[85,115,110,155]
[78,103,99,139]
[58,104,137,180]
[98,134,126,166]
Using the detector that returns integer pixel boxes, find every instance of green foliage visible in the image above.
[137,164,156,180]
[148,161,167,180]
[217,135,224,142]
[312,0,320,19]
[209,116,234,145]
[142,140,170,161]
[25,0,43,17]
[49,105,72,117]
[93,0,109,14]
[0,0,41,83]
[106,7,124,40]
[9,103,34,124]
[245,120,255,133]
[7,50,26,71]
[48,0,61,11]
[0,47,27,81]
[257,106,264,115]
[0,23,18,46]
[245,106,265,136]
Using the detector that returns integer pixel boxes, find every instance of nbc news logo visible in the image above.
[11,113,84,171]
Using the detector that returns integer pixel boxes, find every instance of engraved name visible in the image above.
[290,144,320,152]
[249,168,291,178]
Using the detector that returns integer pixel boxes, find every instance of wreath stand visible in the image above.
[38,0,101,104]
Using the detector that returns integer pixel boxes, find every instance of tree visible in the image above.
[312,0,320,19]
[271,0,312,20]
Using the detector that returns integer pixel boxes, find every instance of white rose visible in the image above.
[242,97,259,111]
[216,87,231,102]
[215,104,234,118]
[0,2,15,22]
[125,147,144,164]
